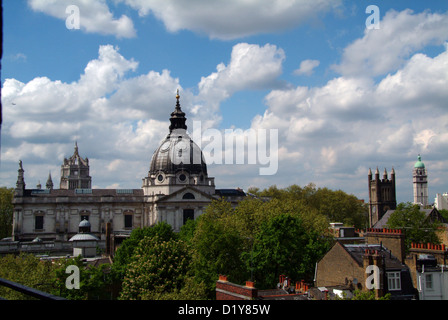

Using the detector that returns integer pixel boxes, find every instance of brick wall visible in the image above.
[216,276,257,300]
[364,228,405,262]
[406,243,447,288]
[315,242,365,290]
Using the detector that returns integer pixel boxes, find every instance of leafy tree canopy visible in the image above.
[0,187,14,240]
[119,235,201,300]
[386,202,441,248]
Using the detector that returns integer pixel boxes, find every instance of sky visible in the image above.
[1,0,448,205]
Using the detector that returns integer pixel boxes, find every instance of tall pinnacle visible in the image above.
[169,89,187,132]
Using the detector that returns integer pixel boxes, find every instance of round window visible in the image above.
[179,174,186,181]
[157,174,164,182]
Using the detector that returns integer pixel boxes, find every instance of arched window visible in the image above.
[182,192,195,200]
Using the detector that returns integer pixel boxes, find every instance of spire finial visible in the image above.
[169,89,187,132]
[74,141,79,155]
[46,171,54,190]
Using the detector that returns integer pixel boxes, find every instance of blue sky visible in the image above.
[2,0,448,205]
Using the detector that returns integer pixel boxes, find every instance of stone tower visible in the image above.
[368,167,397,227]
[60,142,91,190]
[413,154,428,207]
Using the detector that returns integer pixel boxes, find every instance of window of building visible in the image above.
[183,209,194,225]
[124,214,133,229]
[35,215,44,230]
[387,272,401,291]
[80,210,90,221]
[182,192,195,200]
[425,274,433,290]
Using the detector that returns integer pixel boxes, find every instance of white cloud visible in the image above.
[196,43,285,119]
[118,0,341,39]
[293,59,320,76]
[3,7,448,203]
[333,9,448,77]
[1,45,177,187]
[250,42,448,198]
[199,43,285,96]
[376,47,448,111]
[28,0,136,38]
[10,53,27,62]
[414,129,437,150]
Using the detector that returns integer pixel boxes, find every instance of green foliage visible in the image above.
[190,193,333,295]
[112,221,176,274]
[119,235,199,300]
[0,187,14,239]
[256,183,368,228]
[191,199,246,295]
[246,214,331,289]
[0,183,365,300]
[247,214,307,288]
[439,209,448,222]
[0,253,55,300]
[52,256,89,300]
[178,216,199,243]
[387,202,440,248]
[52,255,119,300]
[349,289,391,300]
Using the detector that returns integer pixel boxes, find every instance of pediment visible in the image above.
[155,186,217,203]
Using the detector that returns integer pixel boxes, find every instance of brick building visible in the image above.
[216,275,310,300]
[315,229,417,300]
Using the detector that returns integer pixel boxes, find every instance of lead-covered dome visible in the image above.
[149,91,208,176]
[149,130,208,175]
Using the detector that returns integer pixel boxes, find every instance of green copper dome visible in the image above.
[414,155,425,168]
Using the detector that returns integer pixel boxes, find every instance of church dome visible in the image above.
[79,219,91,228]
[414,155,425,168]
[149,91,208,176]
[149,131,208,176]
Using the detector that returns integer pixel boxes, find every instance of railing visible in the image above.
[0,277,65,300]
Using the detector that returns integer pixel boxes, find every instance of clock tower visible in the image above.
[413,154,428,207]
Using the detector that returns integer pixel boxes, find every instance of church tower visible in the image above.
[368,167,397,227]
[413,154,428,207]
[60,142,91,190]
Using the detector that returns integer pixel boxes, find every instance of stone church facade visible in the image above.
[367,167,397,227]
[8,92,240,255]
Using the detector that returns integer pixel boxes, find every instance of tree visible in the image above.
[191,199,246,296]
[349,289,390,300]
[255,184,368,228]
[439,209,448,222]
[386,202,440,248]
[190,195,333,295]
[0,187,14,240]
[112,221,176,273]
[178,216,199,243]
[0,253,55,300]
[246,213,330,289]
[51,255,121,300]
[119,235,198,300]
